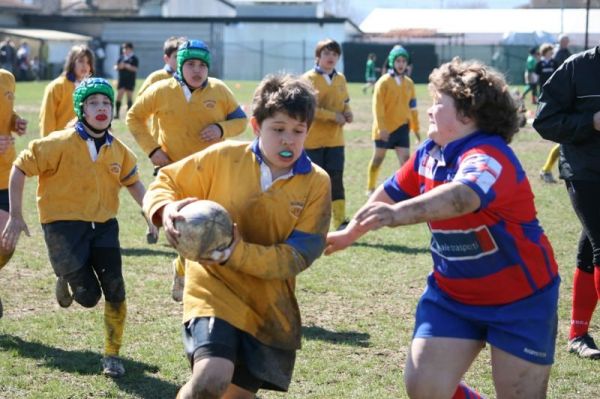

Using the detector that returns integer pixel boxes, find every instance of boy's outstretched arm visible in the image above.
[325,185,394,255]
[1,166,29,251]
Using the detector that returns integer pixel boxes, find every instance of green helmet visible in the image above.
[73,77,114,120]
[177,40,211,77]
[387,45,410,68]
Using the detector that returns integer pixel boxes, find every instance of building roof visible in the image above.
[360,8,600,35]
[0,28,92,41]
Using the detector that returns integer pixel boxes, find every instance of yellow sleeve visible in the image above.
[126,88,161,155]
[373,79,387,132]
[39,82,60,137]
[14,138,57,177]
[217,85,248,139]
[119,145,140,187]
[223,174,331,280]
[143,155,212,223]
[409,82,419,133]
[342,77,352,114]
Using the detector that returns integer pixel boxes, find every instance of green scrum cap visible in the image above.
[387,45,410,68]
[177,39,211,76]
[73,77,114,120]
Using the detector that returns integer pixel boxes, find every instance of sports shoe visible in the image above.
[539,171,557,184]
[171,264,184,303]
[55,277,73,308]
[102,356,125,378]
[568,333,600,359]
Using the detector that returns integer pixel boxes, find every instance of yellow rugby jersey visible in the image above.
[0,69,18,189]
[144,140,331,350]
[126,77,247,162]
[302,68,351,149]
[137,68,174,140]
[39,75,77,137]
[371,72,420,140]
[15,123,139,223]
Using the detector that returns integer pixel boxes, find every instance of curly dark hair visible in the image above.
[252,74,317,128]
[428,57,519,143]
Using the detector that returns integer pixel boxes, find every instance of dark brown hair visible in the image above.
[62,44,95,77]
[252,74,316,128]
[164,36,186,57]
[428,57,519,143]
[315,38,341,58]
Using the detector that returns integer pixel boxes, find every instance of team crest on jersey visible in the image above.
[430,225,498,260]
[290,201,304,217]
[4,90,14,101]
[109,163,121,175]
[203,100,216,108]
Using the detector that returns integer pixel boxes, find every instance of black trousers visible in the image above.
[566,180,600,270]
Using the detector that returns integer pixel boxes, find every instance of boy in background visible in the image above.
[127,39,247,302]
[303,38,352,230]
[114,42,138,119]
[2,78,156,377]
[144,74,331,398]
[0,67,27,317]
[367,45,420,197]
[39,44,94,136]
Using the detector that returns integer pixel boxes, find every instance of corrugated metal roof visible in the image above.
[0,27,92,41]
[360,8,600,35]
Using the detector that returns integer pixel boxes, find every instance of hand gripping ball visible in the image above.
[174,200,234,262]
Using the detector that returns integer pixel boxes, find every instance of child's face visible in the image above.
[82,93,112,131]
[74,55,91,80]
[393,56,408,74]
[427,91,470,146]
[251,112,308,175]
[164,51,178,71]
[182,59,208,89]
[317,48,340,71]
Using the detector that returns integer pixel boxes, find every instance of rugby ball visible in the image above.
[174,200,234,262]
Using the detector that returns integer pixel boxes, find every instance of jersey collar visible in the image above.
[250,138,312,175]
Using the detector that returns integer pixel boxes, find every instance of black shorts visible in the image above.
[117,76,136,91]
[42,219,121,276]
[183,317,296,393]
[375,123,410,149]
[305,146,344,171]
[0,189,9,212]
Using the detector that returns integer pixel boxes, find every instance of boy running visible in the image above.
[143,74,331,398]
[127,39,247,302]
[1,78,156,377]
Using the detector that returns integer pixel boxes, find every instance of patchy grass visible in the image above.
[0,79,596,398]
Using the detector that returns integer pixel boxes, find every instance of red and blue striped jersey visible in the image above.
[383,132,559,305]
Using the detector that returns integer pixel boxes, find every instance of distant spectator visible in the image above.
[362,53,378,94]
[16,42,30,81]
[91,38,106,77]
[113,42,138,119]
[29,56,41,80]
[554,34,572,66]
[521,46,539,105]
[535,43,558,89]
[0,40,17,74]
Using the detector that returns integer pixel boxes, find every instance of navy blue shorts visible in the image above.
[305,146,344,172]
[413,274,560,365]
[375,123,409,149]
[0,189,8,212]
[183,317,295,392]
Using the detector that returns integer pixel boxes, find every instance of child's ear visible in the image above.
[250,117,260,137]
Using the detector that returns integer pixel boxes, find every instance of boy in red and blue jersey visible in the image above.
[326,58,559,398]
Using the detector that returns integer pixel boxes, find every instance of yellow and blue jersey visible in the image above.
[144,140,331,350]
[39,74,77,137]
[0,69,19,189]
[372,71,419,140]
[303,67,351,149]
[15,122,139,223]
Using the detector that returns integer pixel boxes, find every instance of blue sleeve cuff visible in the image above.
[383,174,411,202]
[285,229,325,266]
[226,106,247,120]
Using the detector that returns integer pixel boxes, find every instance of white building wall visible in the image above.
[162,0,236,17]
[223,22,347,80]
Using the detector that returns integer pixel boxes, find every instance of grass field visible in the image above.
[0,78,598,398]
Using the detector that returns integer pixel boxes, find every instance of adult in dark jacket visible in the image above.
[553,34,572,67]
[533,46,600,360]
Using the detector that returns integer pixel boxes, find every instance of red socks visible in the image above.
[570,268,598,339]
[452,382,485,399]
